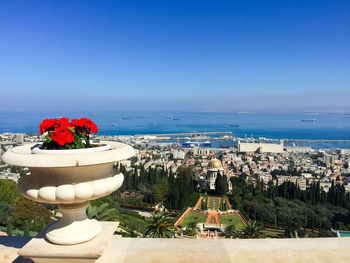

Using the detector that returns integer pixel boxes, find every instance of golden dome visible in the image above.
[208,159,222,169]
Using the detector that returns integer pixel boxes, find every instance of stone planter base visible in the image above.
[46,202,101,245]
[18,221,118,263]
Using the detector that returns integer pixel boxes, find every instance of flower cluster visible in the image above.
[71,118,98,134]
[39,117,98,149]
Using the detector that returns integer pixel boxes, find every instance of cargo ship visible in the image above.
[301,119,316,122]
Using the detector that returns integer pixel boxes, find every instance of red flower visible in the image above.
[71,118,98,134]
[39,119,57,134]
[56,117,70,126]
[51,124,74,146]
[40,117,98,148]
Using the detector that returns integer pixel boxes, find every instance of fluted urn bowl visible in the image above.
[1,141,135,245]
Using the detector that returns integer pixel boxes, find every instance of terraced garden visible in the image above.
[178,211,208,228]
[176,196,247,230]
[218,213,246,229]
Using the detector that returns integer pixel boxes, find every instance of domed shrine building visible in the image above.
[205,159,232,191]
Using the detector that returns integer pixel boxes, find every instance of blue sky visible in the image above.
[0,0,349,112]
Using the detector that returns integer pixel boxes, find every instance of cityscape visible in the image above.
[1,131,350,240]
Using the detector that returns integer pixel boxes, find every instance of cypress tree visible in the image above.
[24,220,30,236]
[133,168,138,189]
[335,187,341,207]
[340,186,346,207]
[160,167,164,178]
[7,221,13,236]
[316,182,321,205]
[292,183,297,199]
[283,183,288,199]
[328,181,335,204]
[222,174,229,194]
[176,166,195,209]
[124,172,129,189]
[215,172,224,195]
[147,167,152,184]
[128,171,133,190]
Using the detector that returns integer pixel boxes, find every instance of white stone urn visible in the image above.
[1,141,135,245]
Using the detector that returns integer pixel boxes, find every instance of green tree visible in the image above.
[184,222,200,237]
[7,221,13,236]
[23,220,30,236]
[0,179,21,206]
[143,211,175,238]
[176,166,195,209]
[12,201,52,233]
[224,225,241,238]
[0,202,15,226]
[168,180,179,209]
[152,185,163,203]
[222,174,229,194]
[215,172,224,195]
[242,220,261,238]
[87,202,118,221]
[152,177,169,203]
[201,197,206,210]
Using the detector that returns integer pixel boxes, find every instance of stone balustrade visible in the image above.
[1,235,349,263]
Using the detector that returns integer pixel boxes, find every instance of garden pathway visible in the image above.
[194,196,203,209]
[226,197,233,210]
[206,210,220,224]
[174,208,191,229]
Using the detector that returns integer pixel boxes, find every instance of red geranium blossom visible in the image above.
[51,124,75,146]
[72,118,98,134]
[39,117,98,149]
[39,119,57,134]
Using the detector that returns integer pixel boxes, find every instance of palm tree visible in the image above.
[184,222,200,237]
[224,224,241,238]
[87,202,118,221]
[143,211,175,238]
[242,220,261,238]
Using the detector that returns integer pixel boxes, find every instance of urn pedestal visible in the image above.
[1,141,135,247]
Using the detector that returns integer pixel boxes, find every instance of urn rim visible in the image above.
[31,143,111,154]
[1,141,135,168]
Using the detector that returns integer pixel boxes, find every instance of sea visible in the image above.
[1,111,350,149]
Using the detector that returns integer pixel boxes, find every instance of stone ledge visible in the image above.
[98,237,350,263]
[1,236,350,263]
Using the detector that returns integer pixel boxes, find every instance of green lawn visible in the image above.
[118,211,148,233]
[218,214,245,229]
[178,211,208,228]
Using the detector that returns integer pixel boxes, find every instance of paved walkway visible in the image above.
[194,196,203,209]
[206,210,220,224]
[174,208,191,229]
[235,211,248,226]
[226,197,233,210]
